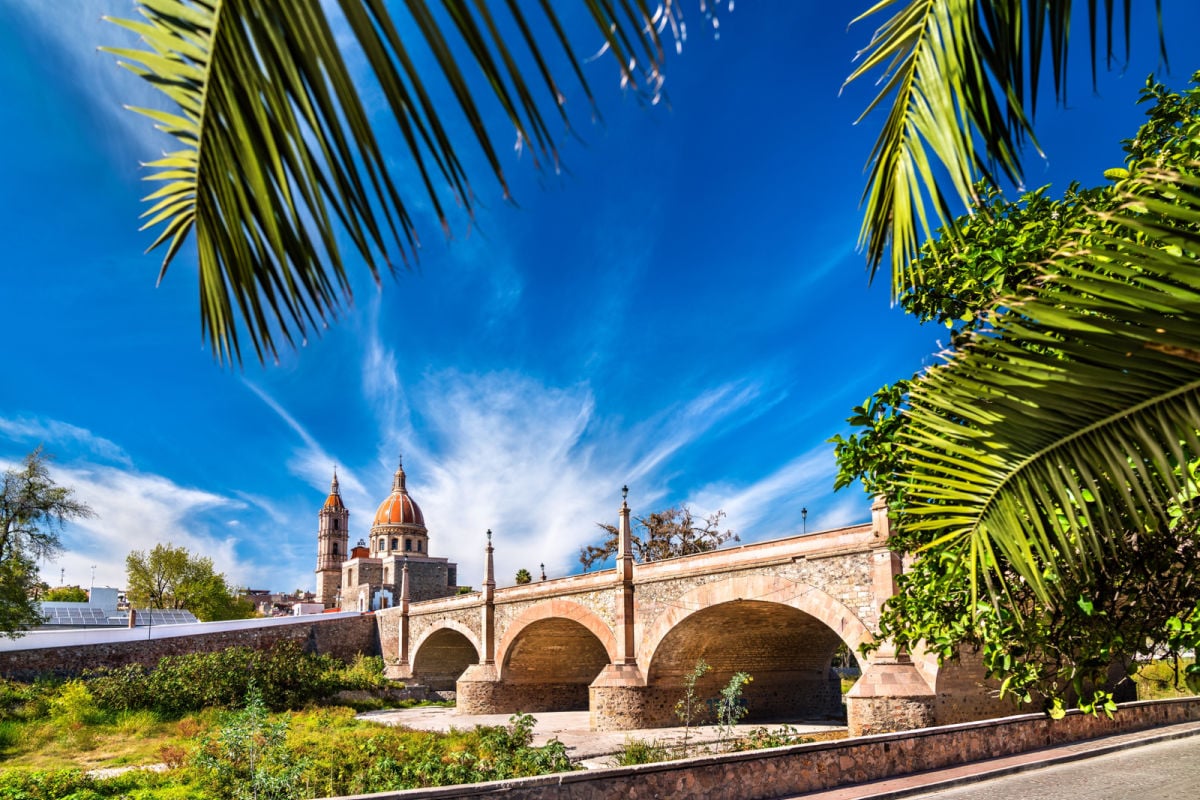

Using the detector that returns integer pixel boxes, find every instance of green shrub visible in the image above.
[85,642,341,715]
[192,689,308,800]
[334,654,389,690]
[49,681,106,728]
[0,768,96,800]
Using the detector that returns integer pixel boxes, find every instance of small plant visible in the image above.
[674,658,710,756]
[715,671,753,750]
[192,686,309,800]
[611,736,672,765]
[732,724,813,751]
[159,743,188,769]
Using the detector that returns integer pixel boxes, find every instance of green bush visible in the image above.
[86,642,341,715]
[334,654,389,691]
[0,767,185,800]
[192,689,308,800]
[0,768,96,800]
[287,711,573,795]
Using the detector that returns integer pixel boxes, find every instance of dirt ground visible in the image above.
[358,707,846,768]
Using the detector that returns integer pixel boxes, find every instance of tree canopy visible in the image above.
[580,505,737,571]
[125,543,255,622]
[833,73,1200,711]
[0,448,94,636]
[43,585,89,603]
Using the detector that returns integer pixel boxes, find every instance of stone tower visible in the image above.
[315,469,350,607]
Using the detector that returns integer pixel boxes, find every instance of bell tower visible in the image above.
[316,468,350,607]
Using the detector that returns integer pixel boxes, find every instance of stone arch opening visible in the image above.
[501,618,610,712]
[647,600,846,723]
[412,628,479,691]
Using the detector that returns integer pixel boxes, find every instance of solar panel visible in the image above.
[40,606,112,626]
[131,609,199,626]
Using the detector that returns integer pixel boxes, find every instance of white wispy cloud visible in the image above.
[684,444,864,540]
[242,381,372,513]
[7,0,173,164]
[0,416,131,466]
[0,448,282,594]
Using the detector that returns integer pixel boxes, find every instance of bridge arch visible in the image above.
[494,599,616,711]
[410,620,481,690]
[640,574,873,722]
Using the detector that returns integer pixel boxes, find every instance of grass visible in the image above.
[0,707,219,772]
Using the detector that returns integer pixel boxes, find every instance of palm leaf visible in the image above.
[898,167,1200,610]
[105,0,680,364]
[845,0,1164,294]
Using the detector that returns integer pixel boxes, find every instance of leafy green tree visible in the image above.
[104,1,1158,361]
[0,448,94,636]
[125,543,254,621]
[43,585,88,603]
[580,506,737,571]
[833,74,1200,710]
[514,568,532,585]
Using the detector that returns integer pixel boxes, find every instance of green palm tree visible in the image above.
[110,1,1196,622]
[107,0,1160,362]
[900,162,1200,611]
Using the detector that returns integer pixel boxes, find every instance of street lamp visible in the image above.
[802,507,808,534]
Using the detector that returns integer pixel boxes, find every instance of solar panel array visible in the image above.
[41,607,114,626]
[132,609,199,626]
[38,606,202,628]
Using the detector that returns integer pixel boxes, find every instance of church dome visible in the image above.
[372,460,425,528]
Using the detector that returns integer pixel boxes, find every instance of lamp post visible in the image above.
[802,507,808,534]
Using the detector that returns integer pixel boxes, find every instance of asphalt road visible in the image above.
[905,734,1200,800]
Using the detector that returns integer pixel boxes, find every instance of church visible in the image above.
[315,459,459,611]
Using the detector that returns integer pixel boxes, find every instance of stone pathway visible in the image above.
[357,707,846,768]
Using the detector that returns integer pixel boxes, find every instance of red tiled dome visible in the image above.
[371,462,425,528]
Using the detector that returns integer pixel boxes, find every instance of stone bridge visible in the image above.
[377,499,1009,735]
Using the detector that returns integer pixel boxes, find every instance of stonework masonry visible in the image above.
[378,516,976,735]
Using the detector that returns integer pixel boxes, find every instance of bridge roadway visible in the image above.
[375,498,1013,735]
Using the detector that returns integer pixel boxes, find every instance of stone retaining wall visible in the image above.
[0,614,378,680]
[324,697,1200,800]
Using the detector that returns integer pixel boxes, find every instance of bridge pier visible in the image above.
[845,652,936,735]
[589,664,652,730]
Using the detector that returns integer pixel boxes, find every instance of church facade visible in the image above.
[315,460,459,611]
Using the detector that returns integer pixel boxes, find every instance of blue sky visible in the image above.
[1,1,1195,595]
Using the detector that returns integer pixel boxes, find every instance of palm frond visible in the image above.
[105,0,681,364]
[898,167,1200,610]
[846,0,1163,294]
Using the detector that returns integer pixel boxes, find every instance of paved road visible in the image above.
[903,734,1200,800]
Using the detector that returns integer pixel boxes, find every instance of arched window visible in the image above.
[417,540,423,552]
[333,519,339,530]
[405,539,413,552]
[332,542,339,555]
[392,537,399,551]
